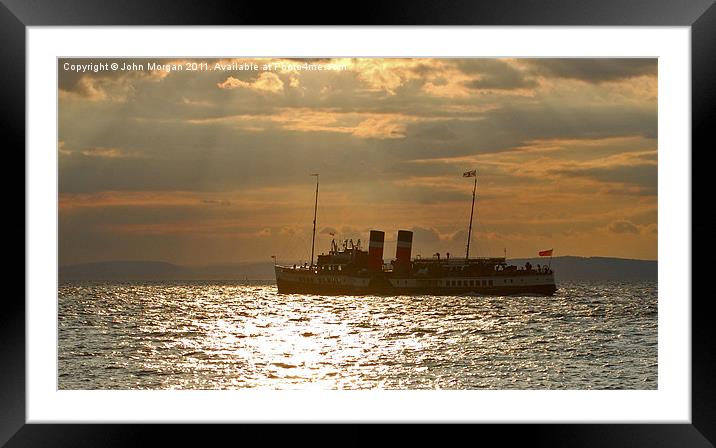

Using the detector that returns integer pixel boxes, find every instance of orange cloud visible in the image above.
[102,220,254,236]
[217,72,284,93]
[186,108,484,140]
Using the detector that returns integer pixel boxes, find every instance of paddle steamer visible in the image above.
[274,171,557,296]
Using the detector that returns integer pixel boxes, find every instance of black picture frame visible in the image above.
[7,0,713,445]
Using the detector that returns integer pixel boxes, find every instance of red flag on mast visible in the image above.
[539,249,553,257]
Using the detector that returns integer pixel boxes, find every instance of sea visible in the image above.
[58,280,657,390]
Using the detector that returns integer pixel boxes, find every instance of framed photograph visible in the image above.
[10,0,712,445]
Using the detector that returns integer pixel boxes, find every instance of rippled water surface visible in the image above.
[58,281,657,389]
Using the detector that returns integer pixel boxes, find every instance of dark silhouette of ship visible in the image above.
[274,171,557,296]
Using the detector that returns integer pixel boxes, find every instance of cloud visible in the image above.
[352,117,407,139]
[607,220,640,234]
[350,58,426,94]
[58,58,171,102]
[58,57,658,264]
[525,59,657,83]
[456,59,538,90]
[59,190,281,210]
[186,109,437,140]
[411,226,442,245]
[201,199,231,206]
[58,141,71,155]
[83,148,136,158]
[60,146,145,159]
[550,158,657,190]
[217,72,284,93]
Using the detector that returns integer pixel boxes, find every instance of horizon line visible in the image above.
[60,255,659,268]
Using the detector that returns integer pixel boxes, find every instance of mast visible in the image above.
[310,173,319,267]
[465,174,477,260]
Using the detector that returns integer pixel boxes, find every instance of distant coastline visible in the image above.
[59,256,657,282]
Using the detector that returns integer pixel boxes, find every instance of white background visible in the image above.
[26,27,690,422]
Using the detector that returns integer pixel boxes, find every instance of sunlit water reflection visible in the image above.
[58,281,657,389]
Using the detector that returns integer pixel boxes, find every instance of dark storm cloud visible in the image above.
[525,59,657,83]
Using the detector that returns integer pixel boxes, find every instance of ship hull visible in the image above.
[275,266,557,296]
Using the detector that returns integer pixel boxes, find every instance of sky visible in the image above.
[58,58,657,266]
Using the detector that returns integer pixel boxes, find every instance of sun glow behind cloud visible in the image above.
[58,57,657,265]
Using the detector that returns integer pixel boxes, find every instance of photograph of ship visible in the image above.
[59,57,657,390]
